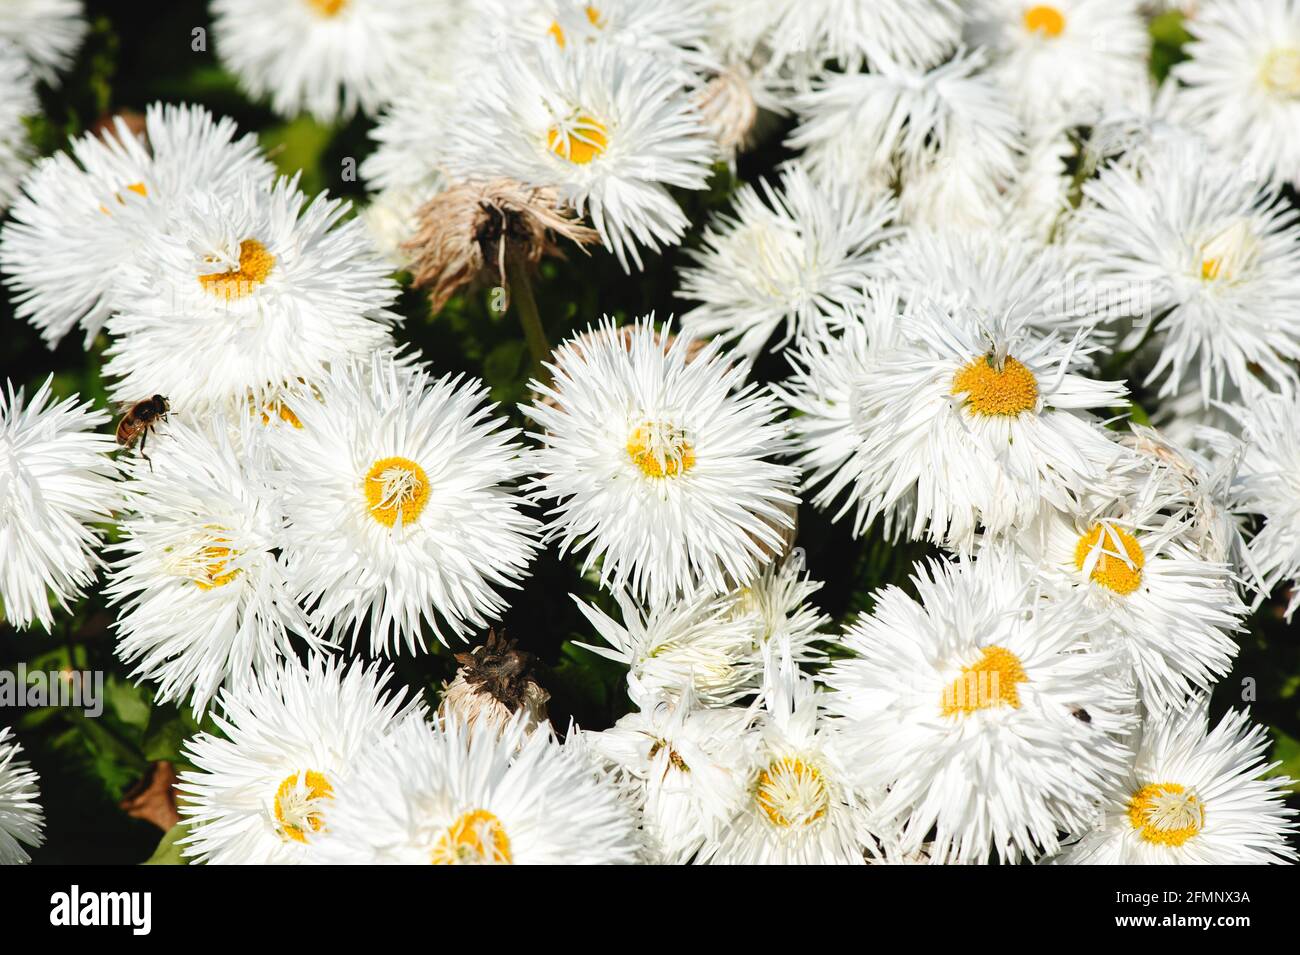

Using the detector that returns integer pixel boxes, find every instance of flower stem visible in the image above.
[507,254,550,381]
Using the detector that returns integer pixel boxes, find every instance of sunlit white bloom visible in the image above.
[102,176,399,416]
[965,0,1149,130]
[0,42,36,210]
[313,714,642,864]
[442,44,715,270]
[783,295,1127,552]
[677,165,898,360]
[105,419,326,717]
[727,548,830,667]
[178,656,418,864]
[760,0,962,74]
[1058,700,1297,864]
[1172,0,1300,190]
[0,726,43,865]
[1011,471,1245,713]
[880,227,1115,338]
[584,680,757,863]
[0,377,116,631]
[1004,126,1074,239]
[789,50,1021,203]
[703,654,877,864]
[575,588,761,705]
[0,0,86,84]
[210,0,452,123]
[1225,393,1300,619]
[0,103,273,348]
[274,355,540,655]
[1073,141,1300,401]
[525,319,798,606]
[823,551,1136,864]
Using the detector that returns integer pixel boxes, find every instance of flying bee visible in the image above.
[116,394,169,469]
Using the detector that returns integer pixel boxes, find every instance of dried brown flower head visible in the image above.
[439,629,550,737]
[695,68,759,157]
[404,178,599,313]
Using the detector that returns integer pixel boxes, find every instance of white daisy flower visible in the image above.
[822,550,1137,864]
[102,176,400,417]
[702,654,877,865]
[178,656,418,864]
[442,43,715,270]
[1057,700,1297,864]
[1171,0,1300,190]
[311,714,642,864]
[574,588,762,706]
[789,49,1021,204]
[677,164,899,360]
[1072,140,1300,402]
[210,0,452,123]
[1011,471,1245,713]
[759,0,962,74]
[0,0,86,85]
[965,0,1150,130]
[1225,393,1300,619]
[880,227,1116,338]
[0,102,273,348]
[783,295,1128,552]
[524,319,799,606]
[273,354,541,655]
[0,41,36,210]
[728,548,830,667]
[105,419,326,718]
[584,680,757,863]
[0,726,43,865]
[0,376,117,632]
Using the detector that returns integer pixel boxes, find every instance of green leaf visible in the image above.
[142,824,190,865]
[1266,728,1300,792]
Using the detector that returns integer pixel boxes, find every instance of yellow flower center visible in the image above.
[364,456,431,528]
[274,770,333,843]
[98,181,148,214]
[1023,5,1065,37]
[1198,221,1257,284]
[548,5,603,47]
[305,0,348,16]
[941,646,1028,716]
[431,809,513,864]
[192,543,240,590]
[1260,47,1300,97]
[755,757,829,828]
[1128,783,1205,847]
[627,422,695,478]
[199,239,275,300]
[547,113,608,164]
[952,354,1039,417]
[257,400,303,429]
[1074,523,1144,595]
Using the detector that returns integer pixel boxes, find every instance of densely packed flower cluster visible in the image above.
[1,0,1298,865]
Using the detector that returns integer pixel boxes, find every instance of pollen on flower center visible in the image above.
[627,422,695,478]
[199,239,275,300]
[364,456,431,528]
[548,5,603,47]
[1198,221,1257,284]
[547,113,608,164]
[755,757,830,828]
[305,0,348,17]
[98,181,148,215]
[952,354,1039,416]
[1074,523,1145,595]
[1260,47,1300,97]
[1128,782,1205,846]
[430,809,513,864]
[274,770,333,843]
[941,645,1028,716]
[1023,5,1065,37]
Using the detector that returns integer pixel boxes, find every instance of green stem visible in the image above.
[507,255,550,382]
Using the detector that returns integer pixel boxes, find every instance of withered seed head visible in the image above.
[404,178,599,313]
